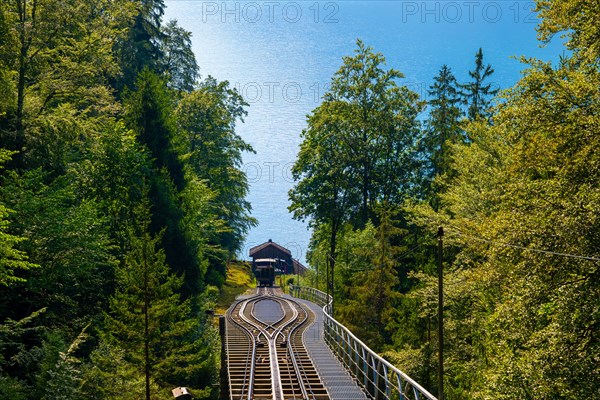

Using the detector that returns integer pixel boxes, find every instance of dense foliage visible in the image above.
[0,0,597,398]
[291,2,599,399]
[0,0,253,398]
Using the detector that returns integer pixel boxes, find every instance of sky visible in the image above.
[164,1,566,264]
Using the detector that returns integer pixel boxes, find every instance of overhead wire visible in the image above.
[446,228,600,262]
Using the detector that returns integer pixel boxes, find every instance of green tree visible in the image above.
[124,69,183,187]
[0,308,46,398]
[536,0,600,62]
[175,77,256,260]
[114,0,166,91]
[423,65,464,206]
[337,207,404,351]
[40,326,89,400]
[411,53,600,399]
[178,177,223,287]
[290,39,423,313]
[103,213,209,399]
[460,48,498,121]
[0,150,37,286]
[323,39,423,223]
[0,1,246,397]
[75,121,151,252]
[0,0,132,168]
[81,340,159,400]
[124,70,203,294]
[160,19,199,93]
[0,168,115,330]
[290,101,361,313]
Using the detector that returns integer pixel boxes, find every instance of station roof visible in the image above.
[293,259,309,274]
[249,239,292,257]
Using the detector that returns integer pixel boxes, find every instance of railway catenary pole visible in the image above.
[437,226,444,400]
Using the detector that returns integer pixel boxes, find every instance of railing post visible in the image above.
[362,347,368,389]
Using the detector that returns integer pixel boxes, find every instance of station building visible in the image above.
[249,239,307,275]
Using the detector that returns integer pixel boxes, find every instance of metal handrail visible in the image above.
[290,285,438,400]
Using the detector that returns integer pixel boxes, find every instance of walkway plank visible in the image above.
[283,294,369,400]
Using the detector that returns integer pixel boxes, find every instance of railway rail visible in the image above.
[225,287,330,400]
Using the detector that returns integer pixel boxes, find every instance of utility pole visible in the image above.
[327,253,335,316]
[315,260,318,290]
[437,226,444,400]
[325,255,330,312]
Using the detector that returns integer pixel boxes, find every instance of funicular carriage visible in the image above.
[250,240,301,287]
[253,258,276,287]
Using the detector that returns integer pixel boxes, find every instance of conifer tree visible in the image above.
[423,65,464,206]
[124,70,201,294]
[103,208,206,399]
[42,326,89,400]
[115,0,167,91]
[0,150,37,286]
[461,48,499,121]
[335,206,403,351]
[125,70,182,187]
[160,20,199,93]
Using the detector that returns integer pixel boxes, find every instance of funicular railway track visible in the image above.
[226,287,330,400]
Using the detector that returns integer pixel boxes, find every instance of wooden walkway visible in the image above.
[282,294,369,400]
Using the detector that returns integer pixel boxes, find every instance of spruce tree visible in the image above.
[423,65,464,207]
[0,151,37,286]
[124,70,201,295]
[160,20,199,93]
[115,0,166,92]
[103,208,205,399]
[461,48,499,121]
[426,65,463,174]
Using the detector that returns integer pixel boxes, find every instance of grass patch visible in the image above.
[216,261,256,314]
[276,274,310,294]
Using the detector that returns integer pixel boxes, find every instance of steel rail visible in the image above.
[250,297,287,334]
[238,295,300,400]
[226,297,261,400]
[226,288,330,400]
[283,298,312,400]
[225,310,254,400]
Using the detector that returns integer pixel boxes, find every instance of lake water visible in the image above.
[164,1,565,264]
